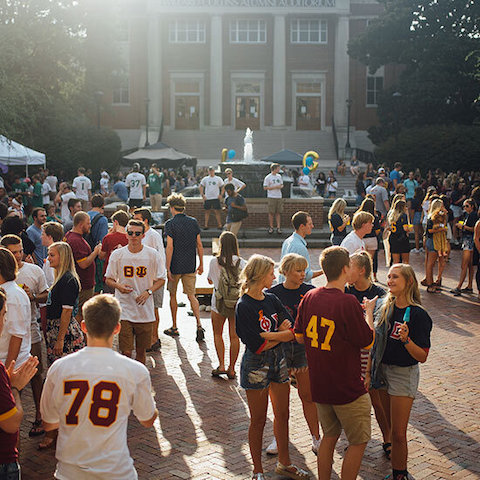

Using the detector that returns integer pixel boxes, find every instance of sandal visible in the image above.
[461,287,473,293]
[382,442,392,460]
[211,367,227,377]
[268,227,274,234]
[420,278,428,286]
[276,228,283,235]
[433,279,442,287]
[426,285,437,293]
[38,429,57,450]
[163,327,179,337]
[275,463,310,480]
[29,419,45,437]
[226,370,236,379]
[252,474,266,480]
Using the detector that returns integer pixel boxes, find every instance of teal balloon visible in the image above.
[228,149,236,159]
[302,167,310,175]
[306,156,314,167]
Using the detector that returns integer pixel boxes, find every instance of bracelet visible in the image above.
[403,337,410,345]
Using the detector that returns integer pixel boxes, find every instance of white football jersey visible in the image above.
[125,173,146,200]
[72,176,92,201]
[105,245,165,323]
[40,347,156,480]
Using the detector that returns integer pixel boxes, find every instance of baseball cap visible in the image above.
[378,167,385,174]
[225,168,233,174]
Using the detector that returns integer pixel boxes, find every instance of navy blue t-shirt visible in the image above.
[164,213,201,274]
[345,283,386,304]
[236,292,292,354]
[364,214,381,239]
[381,305,432,367]
[225,194,246,223]
[329,213,347,238]
[267,283,315,322]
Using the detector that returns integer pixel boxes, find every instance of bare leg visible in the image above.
[341,443,368,480]
[269,381,291,467]
[122,350,132,358]
[426,251,438,287]
[227,315,240,376]
[268,213,274,229]
[392,253,401,264]
[169,293,178,329]
[369,389,391,444]
[30,372,43,422]
[317,435,338,479]
[467,254,474,289]
[456,250,471,289]
[436,255,446,283]
[187,292,201,327]
[295,369,320,439]
[211,311,226,370]
[401,253,410,264]
[214,209,222,228]
[390,395,414,471]
[151,308,159,344]
[204,210,210,228]
[275,213,281,229]
[246,389,269,474]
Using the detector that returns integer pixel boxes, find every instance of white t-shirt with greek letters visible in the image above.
[200,175,224,200]
[263,173,283,198]
[40,347,156,480]
[105,245,165,323]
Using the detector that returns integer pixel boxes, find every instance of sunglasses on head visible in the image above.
[127,230,142,237]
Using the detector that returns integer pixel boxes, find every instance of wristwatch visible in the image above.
[403,337,410,345]
[147,289,153,295]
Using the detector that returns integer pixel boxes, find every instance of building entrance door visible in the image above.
[235,96,260,130]
[175,96,200,130]
[296,96,321,130]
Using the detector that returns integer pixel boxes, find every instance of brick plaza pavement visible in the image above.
[18,248,480,479]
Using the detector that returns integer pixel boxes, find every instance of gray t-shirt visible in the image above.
[370,185,389,216]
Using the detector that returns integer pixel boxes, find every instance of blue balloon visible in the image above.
[303,167,310,175]
[228,149,236,159]
[306,156,314,167]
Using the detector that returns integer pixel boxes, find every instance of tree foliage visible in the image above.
[375,125,480,173]
[0,0,123,176]
[349,0,480,145]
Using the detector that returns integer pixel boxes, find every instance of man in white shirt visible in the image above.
[263,163,284,234]
[223,168,246,196]
[369,177,390,219]
[41,178,51,207]
[340,211,374,255]
[55,183,77,223]
[0,248,31,371]
[1,235,49,436]
[105,219,166,364]
[199,166,224,229]
[40,294,158,480]
[72,167,92,210]
[133,208,167,352]
[125,163,147,210]
[45,170,58,200]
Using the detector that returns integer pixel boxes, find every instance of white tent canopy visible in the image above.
[0,135,46,176]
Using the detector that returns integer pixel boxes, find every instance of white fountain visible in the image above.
[243,127,254,162]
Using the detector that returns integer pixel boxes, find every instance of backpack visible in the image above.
[84,213,104,250]
[215,260,242,317]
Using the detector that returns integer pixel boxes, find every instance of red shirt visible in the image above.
[101,231,128,277]
[0,362,18,463]
[294,287,374,405]
[65,230,95,290]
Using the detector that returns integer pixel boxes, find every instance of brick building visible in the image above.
[99,0,396,149]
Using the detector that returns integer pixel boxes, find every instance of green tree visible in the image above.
[349,0,480,144]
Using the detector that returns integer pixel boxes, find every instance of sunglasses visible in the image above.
[127,230,142,237]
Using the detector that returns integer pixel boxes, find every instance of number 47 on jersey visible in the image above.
[306,315,335,351]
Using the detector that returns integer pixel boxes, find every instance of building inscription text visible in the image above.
[158,0,336,7]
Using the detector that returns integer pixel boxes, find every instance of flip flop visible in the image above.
[382,442,392,460]
[163,327,179,337]
[211,368,227,377]
[226,370,236,379]
[29,419,45,437]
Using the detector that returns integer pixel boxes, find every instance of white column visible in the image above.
[273,15,286,127]
[210,15,223,127]
[333,15,350,126]
[148,16,162,127]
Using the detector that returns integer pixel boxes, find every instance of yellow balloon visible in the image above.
[303,151,319,172]
[221,148,228,163]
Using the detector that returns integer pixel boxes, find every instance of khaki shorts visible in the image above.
[119,320,153,352]
[153,287,164,308]
[315,393,371,445]
[225,221,242,236]
[30,341,43,376]
[168,273,196,296]
[268,197,284,214]
[150,193,163,211]
[79,288,94,314]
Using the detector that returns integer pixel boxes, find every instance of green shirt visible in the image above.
[32,181,43,207]
[148,172,164,195]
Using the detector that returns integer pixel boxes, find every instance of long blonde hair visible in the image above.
[328,198,346,220]
[387,199,407,225]
[377,264,422,326]
[49,242,81,290]
[240,255,274,295]
[428,198,444,217]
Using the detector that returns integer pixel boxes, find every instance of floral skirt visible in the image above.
[46,317,85,367]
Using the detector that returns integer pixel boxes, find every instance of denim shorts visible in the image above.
[425,237,436,252]
[378,363,419,398]
[413,211,422,225]
[282,341,308,371]
[240,346,289,390]
[462,234,474,251]
[0,462,20,480]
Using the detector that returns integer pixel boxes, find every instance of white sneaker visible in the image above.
[199,305,206,311]
[312,435,321,455]
[419,247,425,253]
[205,306,211,312]
[411,248,419,254]
[266,437,278,455]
